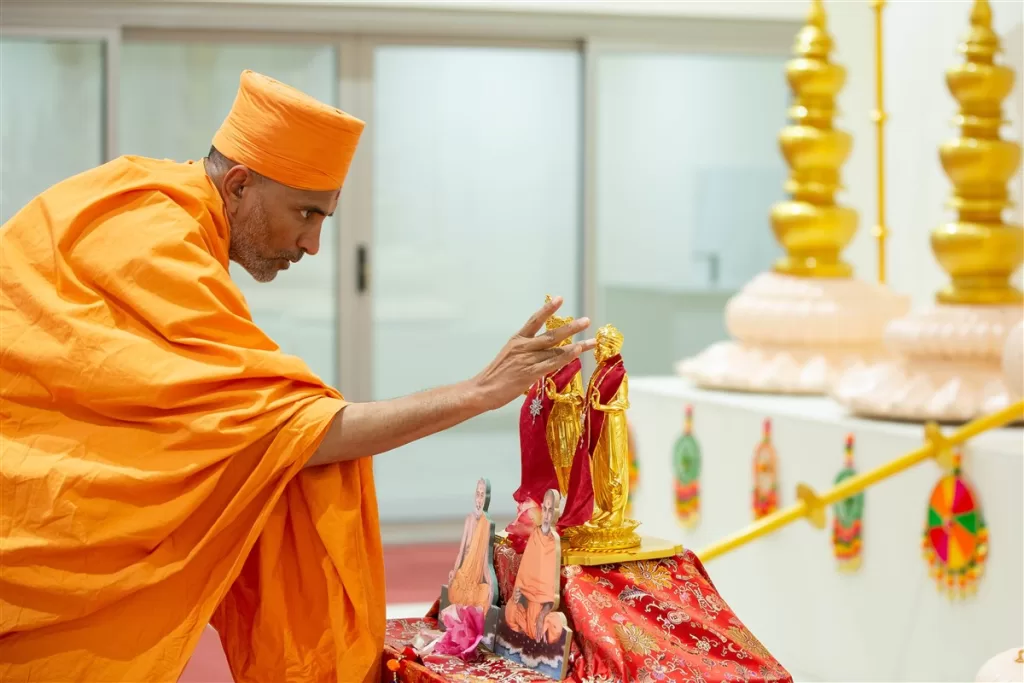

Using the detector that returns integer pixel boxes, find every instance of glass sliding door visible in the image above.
[0,37,105,223]
[118,40,342,386]
[368,43,583,522]
[593,51,790,375]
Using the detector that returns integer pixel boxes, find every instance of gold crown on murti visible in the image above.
[597,324,624,347]
[544,294,573,331]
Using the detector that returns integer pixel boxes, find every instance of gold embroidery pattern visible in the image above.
[620,560,674,590]
[614,623,660,656]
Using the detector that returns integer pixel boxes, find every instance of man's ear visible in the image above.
[221,166,253,212]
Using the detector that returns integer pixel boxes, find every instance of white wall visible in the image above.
[833,0,1023,309]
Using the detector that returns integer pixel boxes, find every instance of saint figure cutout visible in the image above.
[495,489,573,680]
[439,478,501,648]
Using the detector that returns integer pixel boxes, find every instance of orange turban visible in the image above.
[212,70,364,191]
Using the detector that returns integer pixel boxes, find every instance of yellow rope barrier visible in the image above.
[697,400,1024,563]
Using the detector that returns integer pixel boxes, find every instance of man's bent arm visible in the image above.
[305,380,486,468]
[305,296,596,468]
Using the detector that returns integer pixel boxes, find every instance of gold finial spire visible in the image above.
[932,0,1022,305]
[770,0,857,278]
[804,0,829,48]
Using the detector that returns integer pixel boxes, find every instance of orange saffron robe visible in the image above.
[0,156,385,682]
[504,526,562,644]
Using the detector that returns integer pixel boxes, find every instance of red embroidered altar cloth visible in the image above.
[383,548,790,682]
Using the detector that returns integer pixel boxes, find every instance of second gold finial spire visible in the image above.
[932,0,1022,305]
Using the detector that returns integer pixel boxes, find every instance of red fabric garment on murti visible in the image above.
[557,430,594,533]
[494,547,792,683]
[585,354,625,454]
[508,357,594,551]
[513,362,578,506]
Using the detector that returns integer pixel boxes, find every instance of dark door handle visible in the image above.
[356,244,369,294]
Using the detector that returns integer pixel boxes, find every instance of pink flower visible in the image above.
[433,604,485,661]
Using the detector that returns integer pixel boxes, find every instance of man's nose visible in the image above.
[298,225,322,256]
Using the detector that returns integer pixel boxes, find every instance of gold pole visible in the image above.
[697,400,1024,563]
[870,0,888,285]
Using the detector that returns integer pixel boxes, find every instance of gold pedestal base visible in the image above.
[562,534,682,567]
[562,519,641,553]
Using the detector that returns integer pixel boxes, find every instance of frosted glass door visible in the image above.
[1,38,104,223]
[119,42,341,385]
[371,44,583,522]
[595,52,790,375]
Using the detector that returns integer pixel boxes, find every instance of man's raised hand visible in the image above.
[471,296,596,411]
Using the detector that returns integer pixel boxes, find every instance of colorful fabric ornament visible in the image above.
[923,448,988,598]
[672,405,702,528]
[752,419,778,520]
[831,434,864,571]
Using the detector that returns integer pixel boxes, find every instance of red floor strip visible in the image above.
[384,542,459,604]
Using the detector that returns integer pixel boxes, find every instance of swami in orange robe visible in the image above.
[0,71,384,682]
[504,492,565,644]
[448,479,497,612]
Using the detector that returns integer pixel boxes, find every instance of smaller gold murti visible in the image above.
[541,295,585,498]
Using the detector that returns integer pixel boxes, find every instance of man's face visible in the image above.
[474,481,486,513]
[223,167,339,283]
[541,493,556,531]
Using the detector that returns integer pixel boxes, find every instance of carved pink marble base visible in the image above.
[833,304,1023,422]
[678,272,910,395]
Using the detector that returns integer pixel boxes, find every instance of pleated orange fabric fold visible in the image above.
[0,156,385,682]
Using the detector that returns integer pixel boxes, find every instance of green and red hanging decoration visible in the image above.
[831,434,864,572]
[672,404,702,528]
[923,448,988,598]
[752,418,778,520]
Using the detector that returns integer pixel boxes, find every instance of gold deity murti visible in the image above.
[557,322,681,566]
[542,297,585,497]
[567,324,641,553]
[589,325,631,529]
